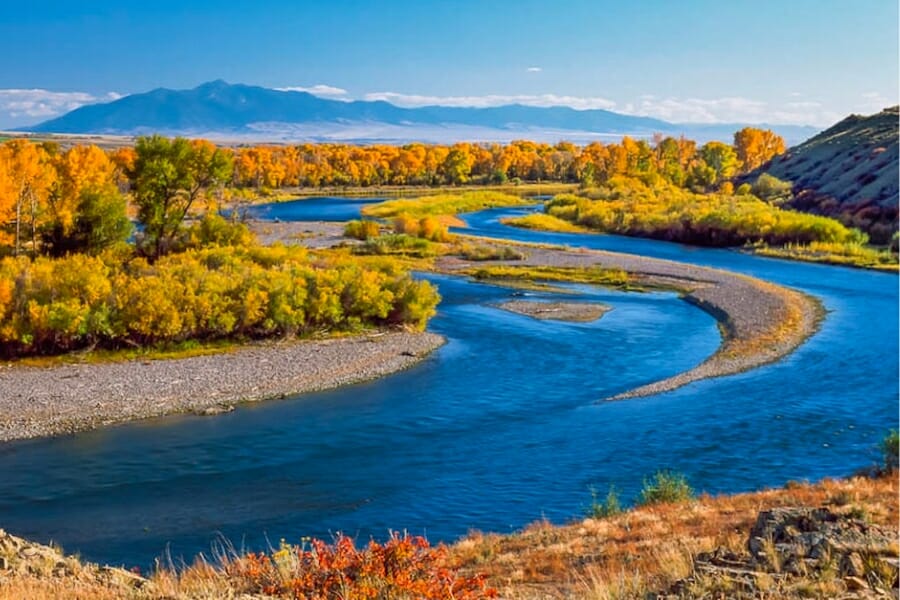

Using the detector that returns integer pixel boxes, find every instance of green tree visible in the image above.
[129,136,232,258]
[43,186,132,255]
[699,141,740,184]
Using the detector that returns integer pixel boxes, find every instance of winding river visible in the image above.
[0,198,895,568]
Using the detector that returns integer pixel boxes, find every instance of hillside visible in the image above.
[752,106,899,243]
[21,81,818,145]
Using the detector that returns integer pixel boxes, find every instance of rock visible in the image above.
[842,552,866,578]
[196,405,234,416]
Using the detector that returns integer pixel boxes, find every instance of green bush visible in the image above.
[882,430,899,472]
[637,470,695,506]
[588,485,622,518]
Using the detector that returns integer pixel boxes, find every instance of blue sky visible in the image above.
[0,0,896,128]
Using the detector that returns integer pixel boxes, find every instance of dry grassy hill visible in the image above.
[752,106,898,243]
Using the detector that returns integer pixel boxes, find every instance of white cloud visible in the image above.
[857,91,893,113]
[361,91,616,110]
[619,95,841,126]
[526,66,542,73]
[0,89,120,125]
[275,84,349,98]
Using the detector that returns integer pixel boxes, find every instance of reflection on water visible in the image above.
[0,198,895,569]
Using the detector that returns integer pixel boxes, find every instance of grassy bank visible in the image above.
[244,182,578,203]
[1,470,895,600]
[360,191,534,226]
[751,241,899,272]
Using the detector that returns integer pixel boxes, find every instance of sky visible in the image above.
[0,0,897,129]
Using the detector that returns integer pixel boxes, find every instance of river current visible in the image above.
[0,198,895,568]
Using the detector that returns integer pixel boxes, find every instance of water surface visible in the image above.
[0,197,895,568]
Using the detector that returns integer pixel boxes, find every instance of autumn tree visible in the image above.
[698,141,740,185]
[733,127,786,173]
[0,140,56,255]
[129,135,232,259]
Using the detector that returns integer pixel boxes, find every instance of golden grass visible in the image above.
[254,182,578,202]
[360,191,533,222]
[501,213,591,233]
[752,241,899,272]
[449,473,899,599]
[462,265,632,289]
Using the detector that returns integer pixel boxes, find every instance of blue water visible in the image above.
[0,197,896,569]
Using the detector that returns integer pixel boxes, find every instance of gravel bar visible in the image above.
[438,243,822,401]
[0,331,444,443]
[497,300,611,322]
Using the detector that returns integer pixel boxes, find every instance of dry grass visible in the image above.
[0,474,895,599]
[449,473,899,599]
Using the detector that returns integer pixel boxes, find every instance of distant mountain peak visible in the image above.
[23,81,819,145]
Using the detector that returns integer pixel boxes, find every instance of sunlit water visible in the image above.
[0,197,895,568]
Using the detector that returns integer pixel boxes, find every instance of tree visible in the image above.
[733,127,786,173]
[129,135,232,259]
[698,141,740,184]
[0,140,55,255]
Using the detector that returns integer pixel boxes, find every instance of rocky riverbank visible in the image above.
[438,241,823,401]
[0,331,444,443]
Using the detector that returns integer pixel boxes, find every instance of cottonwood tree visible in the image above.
[734,127,786,173]
[0,140,56,255]
[129,136,232,259]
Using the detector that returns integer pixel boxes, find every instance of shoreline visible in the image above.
[0,331,444,443]
[437,243,822,401]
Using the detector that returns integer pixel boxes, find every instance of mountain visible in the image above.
[746,106,898,243]
[23,81,818,145]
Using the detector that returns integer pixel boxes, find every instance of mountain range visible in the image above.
[22,80,818,145]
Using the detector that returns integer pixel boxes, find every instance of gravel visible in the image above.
[0,332,444,442]
[497,300,611,322]
[439,243,822,401]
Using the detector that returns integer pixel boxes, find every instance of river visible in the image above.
[0,197,895,568]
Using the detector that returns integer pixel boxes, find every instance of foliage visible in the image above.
[0,245,440,357]
[752,240,898,271]
[734,127,787,173]
[588,485,622,518]
[501,212,587,233]
[354,234,440,258]
[128,136,233,259]
[545,177,862,247]
[361,191,531,220]
[0,139,56,255]
[392,215,452,242]
[455,243,524,261]
[638,470,695,506]
[182,212,256,249]
[466,265,630,288]
[344,219,381,240]
[751,173,793,204]
[225,532,497,599]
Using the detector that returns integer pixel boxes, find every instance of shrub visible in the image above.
[0,245,441,357]
[882,430,899,472]
[751,173,793,204]
[456,244,524,261]
[588,485,622,518]
[226,532,497,599]
[344,219,381,241]
[637,470,694,506]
